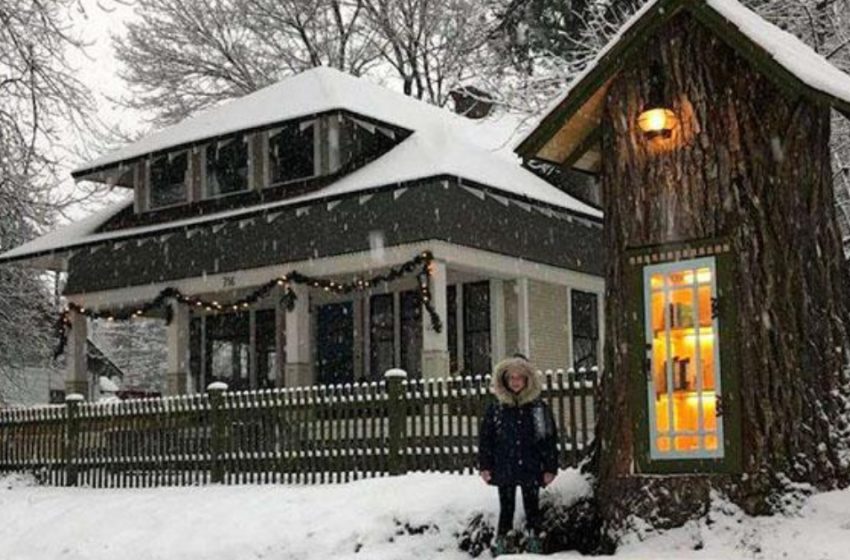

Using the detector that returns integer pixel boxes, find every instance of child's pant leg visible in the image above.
[520,484,542,532]
[497,485,517,535]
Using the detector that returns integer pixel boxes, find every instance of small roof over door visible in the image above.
[515,0,850,173]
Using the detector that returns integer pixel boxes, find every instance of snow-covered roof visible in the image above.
[0,68,602,270]
[516,0,850,163]
[76,67,526,176]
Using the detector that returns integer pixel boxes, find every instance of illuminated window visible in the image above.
[644,257,723,459]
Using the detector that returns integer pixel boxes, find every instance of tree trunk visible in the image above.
[595,12,850,538]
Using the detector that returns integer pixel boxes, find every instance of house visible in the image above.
[3,339,126,405]
[0,67,604,398]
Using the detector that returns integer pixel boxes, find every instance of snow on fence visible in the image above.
[0,369,596,488]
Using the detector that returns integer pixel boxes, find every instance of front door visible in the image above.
[316,302,354,385]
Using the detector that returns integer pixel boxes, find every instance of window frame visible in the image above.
[146,151,190,211]
[570,289,601,372]
[266,119,320,188]
[643,256,725,461]
[202,134,252,199]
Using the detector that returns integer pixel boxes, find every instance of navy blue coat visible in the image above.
[478,398,559,487]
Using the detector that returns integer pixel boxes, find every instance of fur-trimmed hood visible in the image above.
[490,357,542,406]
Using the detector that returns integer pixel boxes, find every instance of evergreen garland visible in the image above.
[54,251,442,358]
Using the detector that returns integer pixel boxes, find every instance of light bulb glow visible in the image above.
[638,108,678,138]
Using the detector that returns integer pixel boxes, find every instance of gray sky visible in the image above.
[60,0,142,220]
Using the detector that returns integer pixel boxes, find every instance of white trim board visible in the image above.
[67,240,605,310]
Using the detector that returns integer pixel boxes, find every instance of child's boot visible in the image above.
[491,535,508,556]
[525,531,543,554]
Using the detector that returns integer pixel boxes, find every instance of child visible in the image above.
[478,355,558,555]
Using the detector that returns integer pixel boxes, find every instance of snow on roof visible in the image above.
[519,0,850,152]
[706,0,850,104]
[99,376,120,393]
[2,68,600,269]
[2,131,599,268]
[76,67,523,175]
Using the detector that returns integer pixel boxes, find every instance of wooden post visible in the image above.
[64,393,83,487]
[207,382,228,483]
[384,368,407,475]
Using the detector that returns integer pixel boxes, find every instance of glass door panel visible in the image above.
[644,257,724,460]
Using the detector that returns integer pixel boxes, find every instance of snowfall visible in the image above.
[1,469,849,560]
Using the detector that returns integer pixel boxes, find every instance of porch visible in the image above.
[62,241,604,397]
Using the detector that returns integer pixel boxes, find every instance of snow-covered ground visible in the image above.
[0,469,847,559]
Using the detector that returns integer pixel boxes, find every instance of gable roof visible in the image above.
[516,0,850,171]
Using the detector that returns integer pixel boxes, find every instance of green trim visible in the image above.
[516,0,691,159]
[516,0,692,157]
[561,127,602,171]
[517,0,850,164]
[627,238,741,475]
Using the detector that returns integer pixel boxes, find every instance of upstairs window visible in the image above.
[339,117,397,173]
[206,135,249,196]
[269,121,315,185]
[149,152,188,209]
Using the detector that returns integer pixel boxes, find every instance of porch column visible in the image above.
[422,259,449,379]
[285,284,314,387]
[166,301,190,395]
[65,309,88,398]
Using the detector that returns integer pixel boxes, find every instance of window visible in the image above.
[645,257,723,460]
[269,121,315,185]
[204,312,251,392]
[189,308,279,392]
[400,290,423,379]
[447,285,458,373]
[206,135,249,196]
[463,281,491,376]
[571,290,599,371]
[316,302,354,385]
[255,309,278,390]
[338,117,398,173]
[369,294,395,380]
[149,153,188,209]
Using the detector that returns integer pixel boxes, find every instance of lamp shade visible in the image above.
[638,107,678,139]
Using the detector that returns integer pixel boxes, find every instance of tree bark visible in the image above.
[595,12,850,538]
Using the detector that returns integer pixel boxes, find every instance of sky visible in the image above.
[59,0,142,220]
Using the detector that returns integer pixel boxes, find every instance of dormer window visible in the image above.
[269,121,316,185]
[206,135,250,196]
[149,152,188,209]
[339,117,397,173]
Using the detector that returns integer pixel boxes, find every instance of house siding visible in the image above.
[65,179,603,294]
[528,280,569,373]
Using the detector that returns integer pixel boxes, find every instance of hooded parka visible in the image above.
[478,357,559,487]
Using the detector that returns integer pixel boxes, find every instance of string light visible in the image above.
[53,251,442,358]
